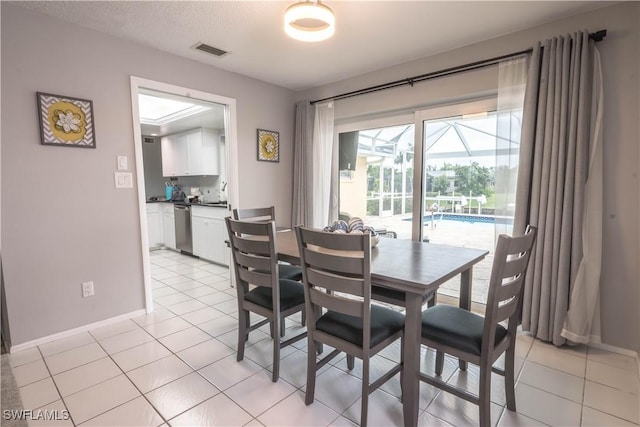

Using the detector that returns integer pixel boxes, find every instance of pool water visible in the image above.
[403,213,497,224]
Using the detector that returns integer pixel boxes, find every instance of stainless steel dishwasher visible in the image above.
[174,204,193,254]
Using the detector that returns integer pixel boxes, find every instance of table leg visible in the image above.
[459,268,473,370]
[402,293,422,427]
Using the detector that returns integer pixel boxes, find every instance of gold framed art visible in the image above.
[37,92,96,148]
[257,129,279,162]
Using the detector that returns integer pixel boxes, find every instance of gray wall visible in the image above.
[300,2,640,352]
[1,3,296,346]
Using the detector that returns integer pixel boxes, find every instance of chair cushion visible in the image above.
[316,305,405,349]
[278,264,303,281]
[421,305,507,356]
[244,279,305,312]
[371,285,435,306]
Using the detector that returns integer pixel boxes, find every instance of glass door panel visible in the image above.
[420,111,500,303]
[338,123,414,239]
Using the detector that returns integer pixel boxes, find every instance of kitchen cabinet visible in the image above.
[146,203,163,248]
[191,206,228,266]
[161,128,220,177]
[161,203,176,250]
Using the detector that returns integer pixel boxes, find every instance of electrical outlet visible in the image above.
[82,281,95,297]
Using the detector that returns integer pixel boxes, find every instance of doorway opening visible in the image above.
[130,77,238,312]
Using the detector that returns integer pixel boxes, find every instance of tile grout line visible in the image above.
[34,345,77,426]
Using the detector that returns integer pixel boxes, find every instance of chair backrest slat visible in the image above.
[309,287,363,317]
[234,251,272,273]
[302,248,364,276]
[228,219,274,237]
[306,268,364,297]
[230,234,271,256]
[237,266,274,288]
[495,297,519,324]
[232,207,275,222]
[501,255,530,279]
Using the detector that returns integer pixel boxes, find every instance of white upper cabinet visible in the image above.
[161,128,220,177]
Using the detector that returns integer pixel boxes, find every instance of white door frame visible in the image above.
[129,76,239,312]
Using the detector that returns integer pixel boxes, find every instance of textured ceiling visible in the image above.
[17,1,611,91]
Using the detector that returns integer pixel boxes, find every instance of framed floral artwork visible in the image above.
[257,129,279,162]
[37,92,96,148]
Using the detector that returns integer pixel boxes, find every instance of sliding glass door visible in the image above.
[337,98,521,304]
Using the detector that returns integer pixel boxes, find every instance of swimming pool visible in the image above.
[404,213,512,225]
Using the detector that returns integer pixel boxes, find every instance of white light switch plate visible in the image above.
[117,156,128,170]
[114,172,133,188]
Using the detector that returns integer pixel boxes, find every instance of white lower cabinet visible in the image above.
[191,206,228,265]
[146,204,163,248]
[161,204,176,250]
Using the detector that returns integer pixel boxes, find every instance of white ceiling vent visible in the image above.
[193,42,229,57]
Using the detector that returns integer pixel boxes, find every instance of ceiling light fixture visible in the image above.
[284,0,335,42]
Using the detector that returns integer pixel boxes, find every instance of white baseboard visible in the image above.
[9,309,147,353]
[587,335,639,358]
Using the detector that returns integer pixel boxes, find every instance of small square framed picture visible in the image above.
[257,129,279,162]
[36,92,96,148]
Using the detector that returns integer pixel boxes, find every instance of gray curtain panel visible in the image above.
[515,32,602,346]
[292,100,315,227]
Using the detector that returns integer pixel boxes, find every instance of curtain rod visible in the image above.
[311,29,607,105]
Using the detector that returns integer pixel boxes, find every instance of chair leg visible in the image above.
[427,293,437,308]
[504,343,517,411]
[361,357,370,427]
[237,309,249,361]
[272,319,281,382]
[301,308,306,326]
[347,355,355,370]
[400,336,405,403]
[305,337,317,405]
[435,351,445,376]
[280,316,286,337]
[478,363,492,427]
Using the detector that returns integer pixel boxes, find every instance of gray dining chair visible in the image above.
[232,207,303,282]
[419,225,537,427]
[295,226,405,427]
[225,217,307,382]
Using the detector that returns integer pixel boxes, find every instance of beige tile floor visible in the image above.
[3,249,639,426]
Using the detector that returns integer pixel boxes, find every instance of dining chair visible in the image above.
[295,226,405,427]
[225,217,307,382]
[232,207,303,282]
[419,225,537,427]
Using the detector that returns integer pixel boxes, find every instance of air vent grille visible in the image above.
[194,43,228,57]
[143,136,155,144]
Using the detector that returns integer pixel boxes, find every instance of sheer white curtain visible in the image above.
[311,102,334,228]
[494,56,528,238]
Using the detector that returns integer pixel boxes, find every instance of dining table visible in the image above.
[275,229,489,427]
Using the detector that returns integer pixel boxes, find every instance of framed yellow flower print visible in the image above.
[37,92,96,148]
[257,129,279,162]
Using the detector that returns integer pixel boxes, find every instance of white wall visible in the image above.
[301,2,640,352]
[1,4,296,346]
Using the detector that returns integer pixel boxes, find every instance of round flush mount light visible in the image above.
[284,1,335,42]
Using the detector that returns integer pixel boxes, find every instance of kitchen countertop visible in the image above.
[147,199,229,208]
